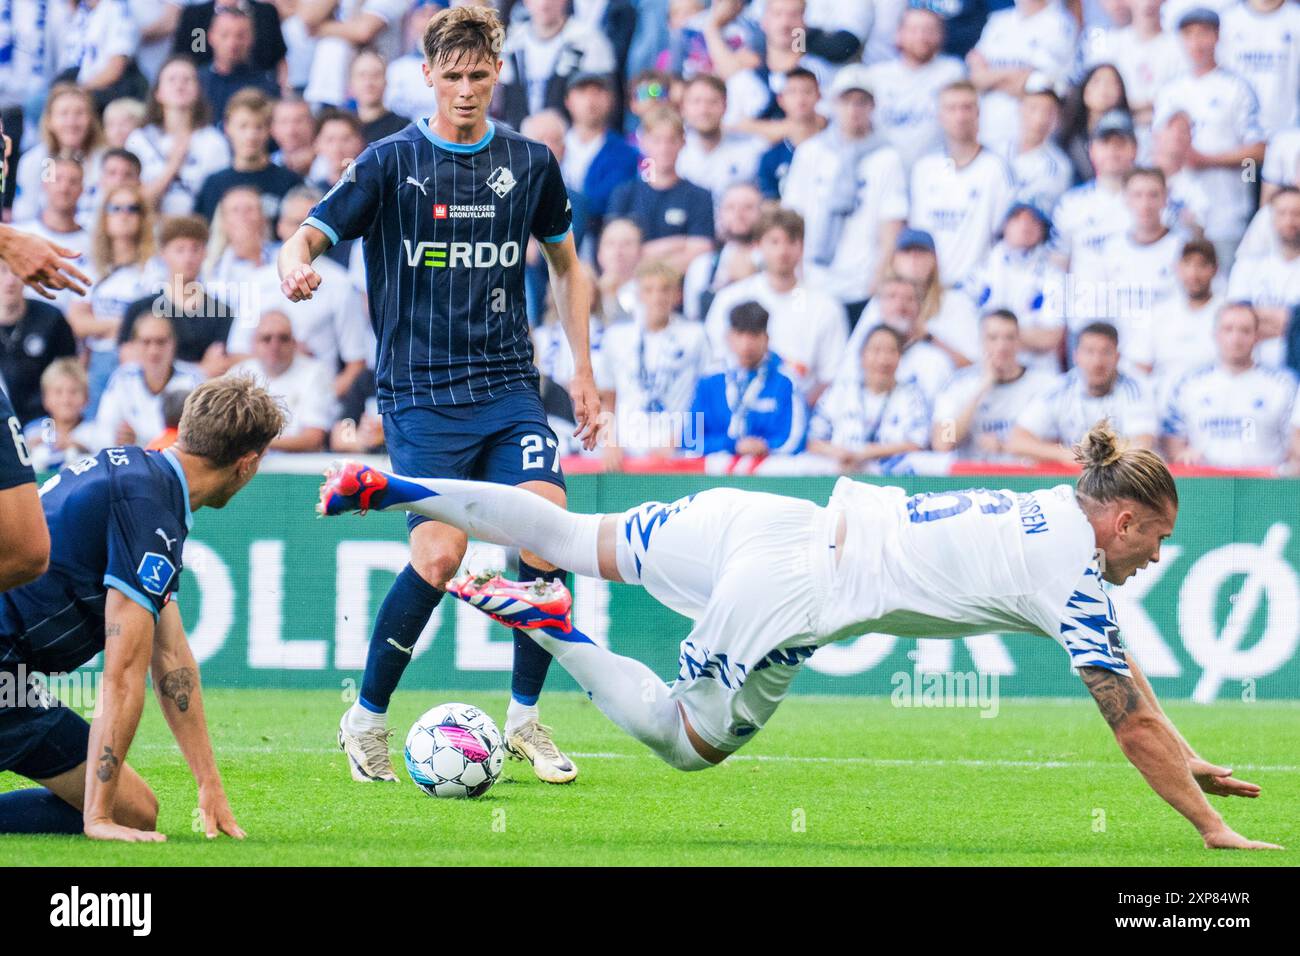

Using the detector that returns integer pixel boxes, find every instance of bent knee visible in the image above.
[409,551,465,589]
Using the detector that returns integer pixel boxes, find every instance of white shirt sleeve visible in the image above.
[1015,380,1060,439]
[1052,565,1132,676]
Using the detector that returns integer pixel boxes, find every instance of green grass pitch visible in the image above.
[1,691,1295,866]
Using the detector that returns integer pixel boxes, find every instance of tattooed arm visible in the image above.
[1078,666,1280,850]
[83,589,163,842]
[151,602,244,840]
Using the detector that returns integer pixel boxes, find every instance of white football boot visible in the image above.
[338,715,399,782]
[506,719,579,784]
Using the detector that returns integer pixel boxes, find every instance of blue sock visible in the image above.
[0,787,83,834]
[511,558,563,705]
[359,564,445,712]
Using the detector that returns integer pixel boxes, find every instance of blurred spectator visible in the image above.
[753,67,820,200]
[350,49,407,144]
[862,7,967,170]
[229,311,336,453]
[626,68,679,131]
[95,312,203,448]
[126,55,232,215]
[381,1,441,122]
[1162,302,1298,469]
[783,65,908,317]
[967,0,1077,148]
[909,81,1014,287]
[195,89,303,221]
[1086,0,1183,133]
[597,259,711,467]
[914,0,1004,61]
[119,214,234,377]
[858,273,955,404]
[23,359,97,472]
[94,148,145,213]
[676,74,762,208]
[301,0,407,110]
[608,106,714,274]
[931,309,1054,461]
[657,0,744,82]
[0,259,76,423]
[716,0,836,129]
[961,202,1066,374]
[692,300,805,457]
[1004,79,1072,211]
[173,0,288,74]
[807,323,928,474]
[495,0,616,133]
[1153,8,1265,272]
[561,72,640,244]
[308,107,365,192]
[521,109,589,323]
[704,207,848,404]
[101,97,148,150]
[1262,123,1300,207]
[12,157,93,316]
[57,0,148,110]
[206,185,277,319]
[1129,239,1222,399]
[144,387,188,450]
[198,6,278,119]
[13,84,105,224]
[1218,0,1300,139]
[68,182,155,413]
[1056,64,1129,183]
[1152,111,1212,238]
[683,181,760,323]
[1226,186,1300,368]
[1006,320,1157,463]
[269,95,317,178]
[533,262,610,447]
[594,217,643,325]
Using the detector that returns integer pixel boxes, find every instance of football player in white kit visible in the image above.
[318,424,1280,850]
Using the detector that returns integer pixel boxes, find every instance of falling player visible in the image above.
[319,420,1280,850]
[278,6,600,784]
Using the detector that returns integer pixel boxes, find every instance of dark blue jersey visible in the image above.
[0,447,191,673]
[0,388,35,492]
[305,120,573,411]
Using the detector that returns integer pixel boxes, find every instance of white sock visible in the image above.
[379,474,603,578]
[345,702,387,734]
[505,698,538,733]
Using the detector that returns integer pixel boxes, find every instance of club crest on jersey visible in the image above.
[136,552,177,597]
[486,165,517,197]
[1106,627,1127,661]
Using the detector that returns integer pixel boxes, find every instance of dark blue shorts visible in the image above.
[385,389,566,532]
[0,667,90,779]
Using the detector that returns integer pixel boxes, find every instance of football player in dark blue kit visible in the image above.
[279,5,600,784]
[0,376,286,841]
[0,388,50,592]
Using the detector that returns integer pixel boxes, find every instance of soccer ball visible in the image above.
[404,703,506,798]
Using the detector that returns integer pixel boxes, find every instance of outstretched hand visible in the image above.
[1188,759,1262,798]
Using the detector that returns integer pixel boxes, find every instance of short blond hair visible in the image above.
[639,105,685,138]
[176,375,287,467]
[635,258,682,287]
[40,357,88,395]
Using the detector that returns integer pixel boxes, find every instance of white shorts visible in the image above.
[616,488,840,753]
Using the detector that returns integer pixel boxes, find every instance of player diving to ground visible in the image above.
[319,420,1280,850]
[0,377,286,841]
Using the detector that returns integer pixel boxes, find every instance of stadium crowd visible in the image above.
[2,0,1300,475]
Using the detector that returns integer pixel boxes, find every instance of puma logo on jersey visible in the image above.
[404,176,430,196]
[155,528,177,551]
[486,165,517,197]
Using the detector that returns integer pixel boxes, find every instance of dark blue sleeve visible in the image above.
[0,389,36,491]
[304,145,385,246]
[607,179,635,220]
[757,147,783,200]
[531,150,574,244]
[683,184,715,238]
[103,479,184,620]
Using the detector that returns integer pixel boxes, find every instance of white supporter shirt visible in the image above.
[1153,68,1264,242]
[125,125,232,216]
[85,264,152,355]
[385,55,439,121]
[1162,362,1298,468]
[703,273,849,394]
[1165,168,1212,235]
[676,131,764,208]
[229,355,337,441]
[861,54,968,169]
[1127,293,1222,406]
[1226,250,1300,367]
[973,2,1079,145]
[1005,139,1074,210]
[1091,230,1184,353]
[1053,180,1130,269]
[534,318,609,391]
[1262,125,1300,186]
[597,315,711,454]
[910,147,1016,286]
[808,378,930,469]
[92,362,204,450]
[821,479,1132,679]
[1016,368,1158,446]
[961,241,1067,373]
[501,19,616,117]
[303,0,408,107]
[1084,26,1187,112]
[61,0,138,85]
[1218,1,1300,136]
[932,365,1056,460]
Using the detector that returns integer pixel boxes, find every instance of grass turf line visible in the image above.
[1,690,1295,866]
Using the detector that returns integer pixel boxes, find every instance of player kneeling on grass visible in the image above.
[319,420,1280,850]
[0,376,286,842]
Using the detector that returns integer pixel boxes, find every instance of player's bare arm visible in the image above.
[277,224,332,302]
[540,233,601,450]
[0,483,49,590]
[0,224,92,300]
[150,602,245,840]
[83,590,165,843]
[1078,665,1280,850]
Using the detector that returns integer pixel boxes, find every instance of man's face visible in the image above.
[597,223,642,275]
[1273,193,1300,246]
[226,109,270,158]
[639,275,677,321]
[271,102,314,151]
[1177,253,1216,298]
[776,76,819,121]
[135,318,177,376]
[1019,93,1058,142]
[162,237,205,284]
[525,0,568,31]
[897,9,943,62]
[222,190,265,247]
[99,156,140,195]
[0,262,24,307]
[938,89,979,143]
[1154,113,1192,164]
[728,328,769,368]
[1215,305,1258,365]
[641,123,685,171]
[1090,134,1137,177]
[350,53,387,107]
[861,330,902,383]
[682,82,726,136]
[763,0,805,44]
[44,163,83,214]
[255,313,296,377]
[758,228,802,276]
[835,90,874,138]
[317,120,364,172]
[982,316,1020,370]
[1100,501,1177,584]
[1125,174,1167,229]
[42,374,88,423]
[565,83,612,129]
[522,116,565,160]
[278,196,314,242]
[209,12,254,68]
[1003,208,1046,250]
[1074,332,1120,391]
[1180,23,1219,66]
[878,280,921,332]
[719,186,761,242]
[424,52,501,132]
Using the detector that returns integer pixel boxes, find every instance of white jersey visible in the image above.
[1262,125,1300,186]
[1127,294,1222,405]
[676,131,764,207]
[703,273,849,394]
[534,318,608,392]
[1219,1,1300,136]
[597,316,712,454]
[1164,168,1212,235]
[1005,138,1075,211]
[92,362,204,451]
[303,0,407,107]
[808,378,930,460]
[821,479,1131,677]
[1090,230,1185,351]
[1161,362,1298,468]
[1053,180,1130,268]
[1016,368,1158,445]
[973,2,1079,145]
[1153,68,1264,242]
[910,147,1016,285]
[861,54,969,169]
[124,125,232,216]
[1225,250,1300,367]
[960,241,1067,373]
[1084,26,1187,112]
[229,355,338,441]
[85,263,152,355]
[932,365,1056,460]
